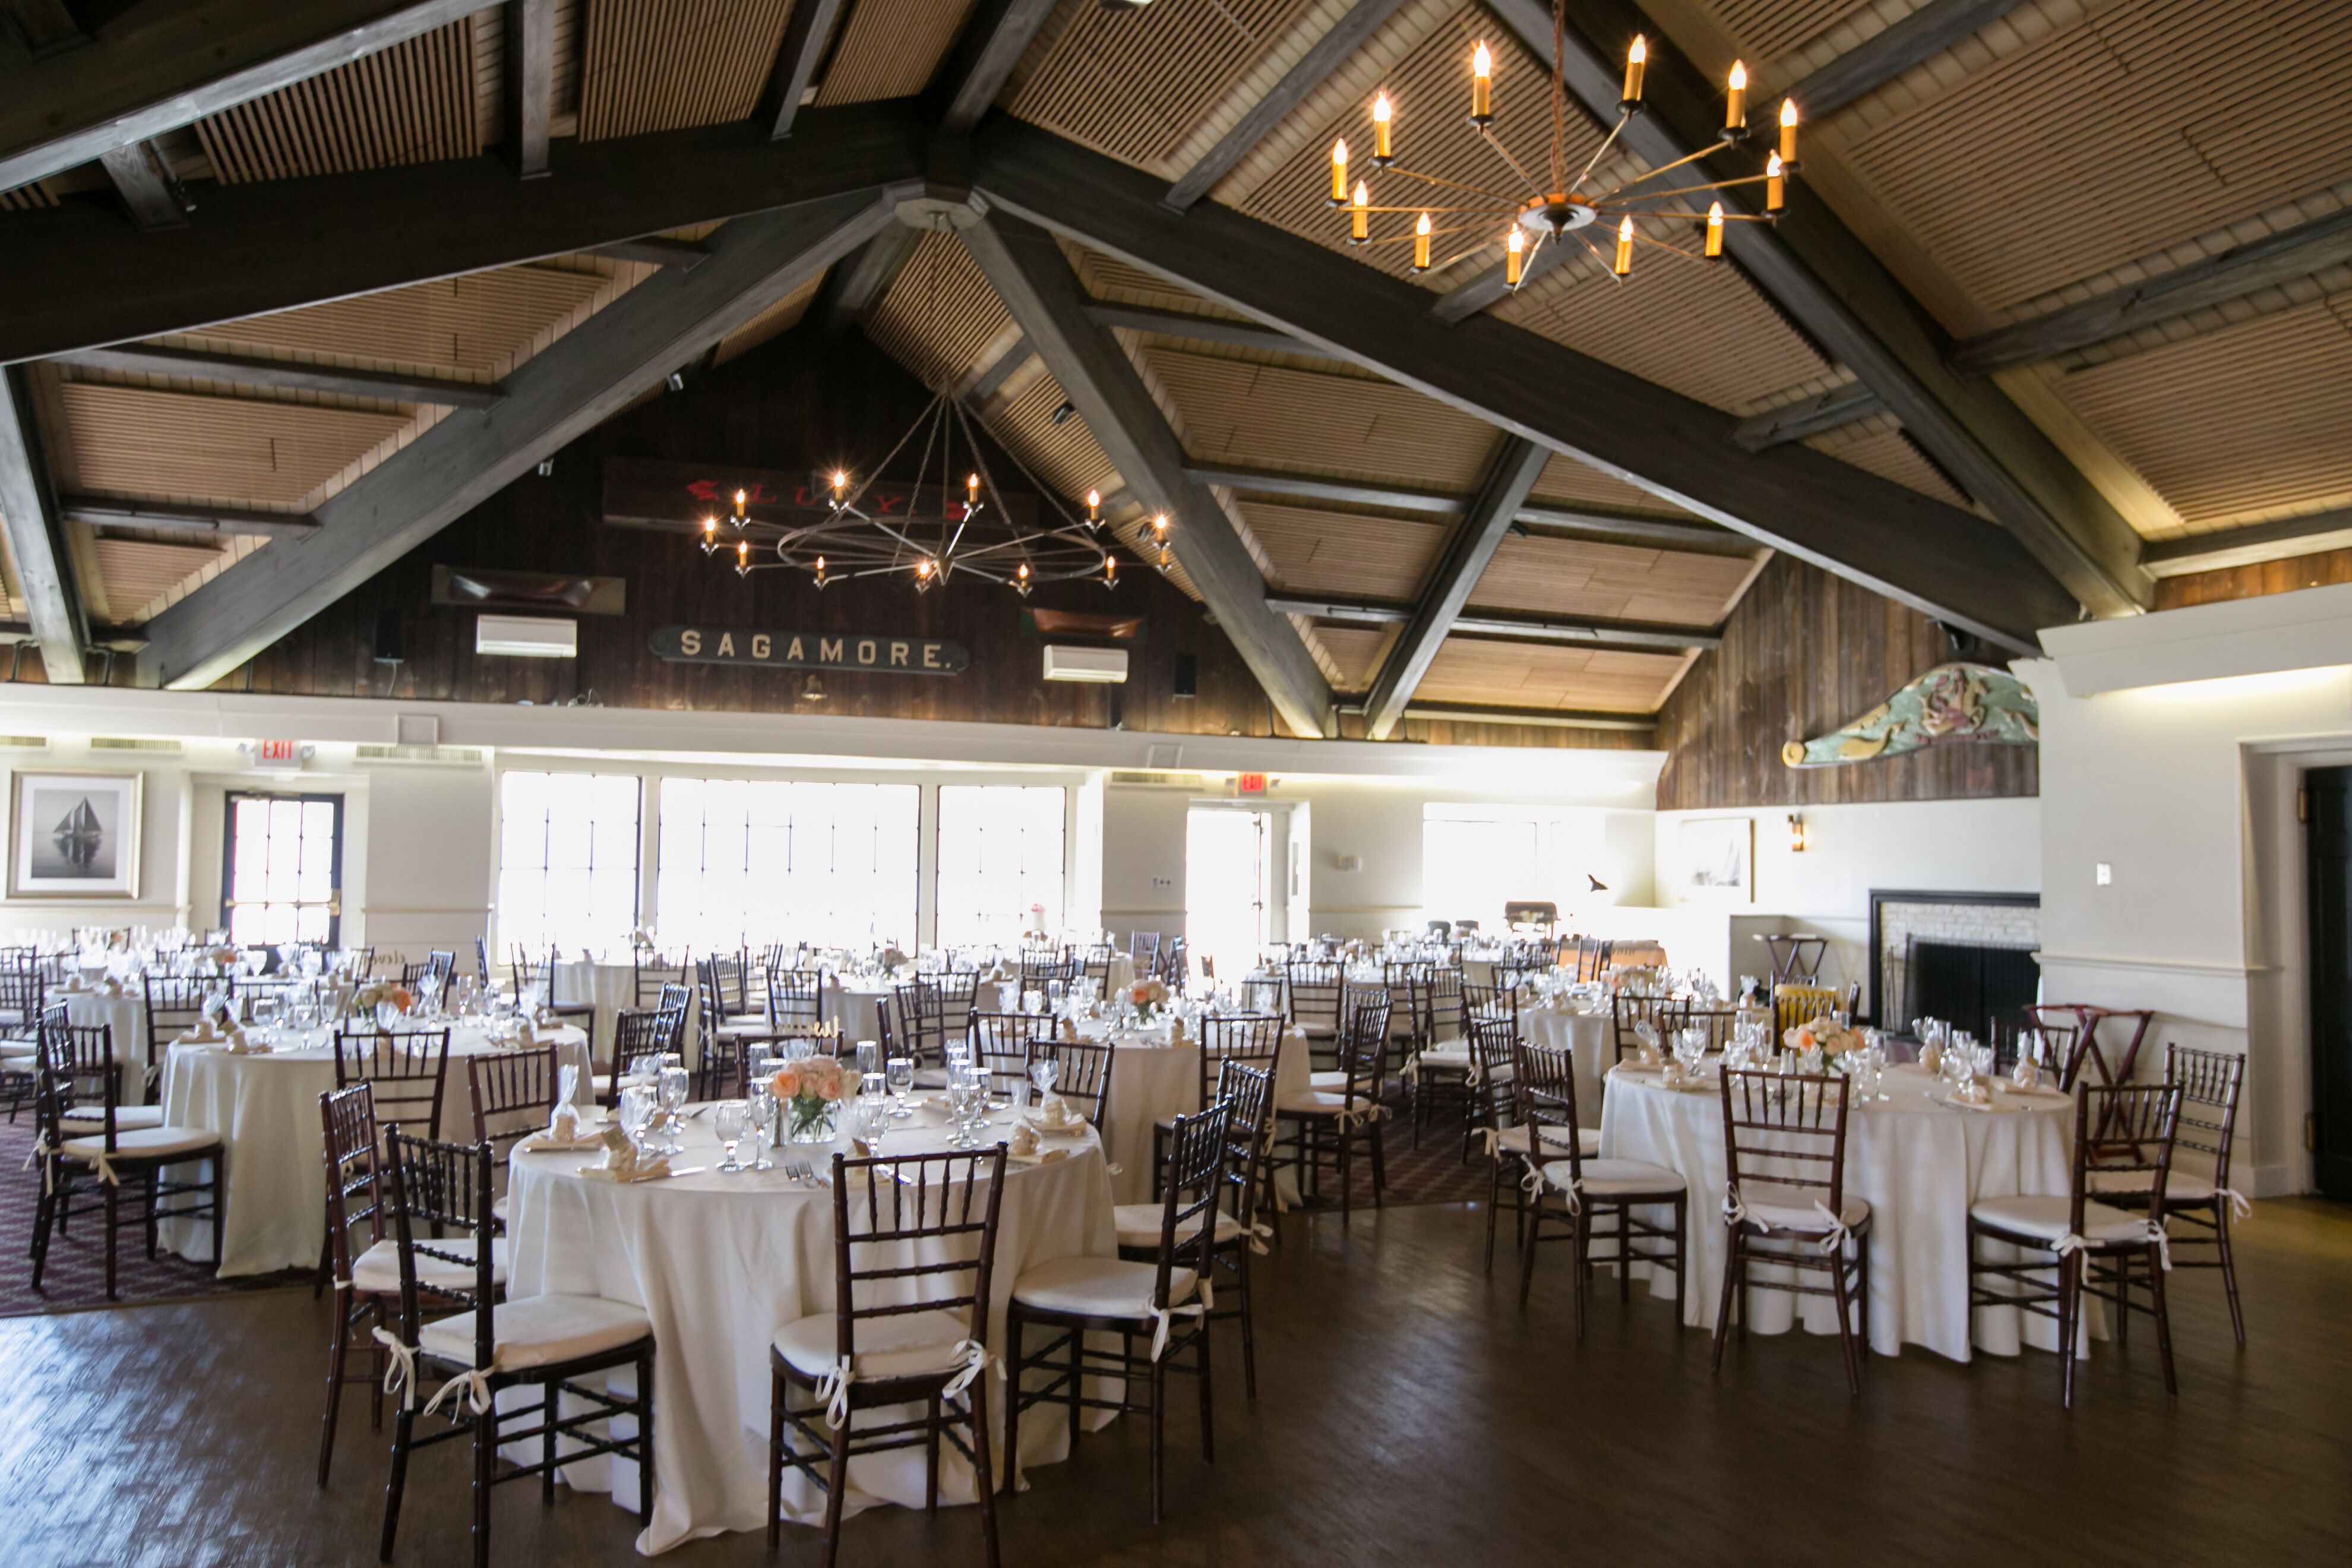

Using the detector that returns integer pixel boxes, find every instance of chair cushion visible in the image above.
[419,1294,651,1373]
[1414,1045,1472,1071]
[1732,1181,1870,1232]
[1542,1157,1685,1197]
[59,1125,219,1164]
[59,1104,166,1133]
[772,1307,975,1382]
[1495,1123,1599,1158]
[352,1235,508,1295]
[1011,1254,1200,1320]
[1970,1193,2146,1245]
[1112,1203,1244,1251]
[1276,1089,1376,1118]
[2087,1168,2219,1205]
[0,1037,36,1060]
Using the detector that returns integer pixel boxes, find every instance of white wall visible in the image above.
[1652,798,2044,1009]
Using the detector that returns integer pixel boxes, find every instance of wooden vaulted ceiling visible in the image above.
[0,0,2345,732]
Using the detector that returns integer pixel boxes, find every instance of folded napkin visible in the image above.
[175,1019,225,1045]
[56,978,88,995]
[1948,1080,1993,1107]
[533,1006,561,1028]
[582,1124,672,1182]
[219,1028,260,1055]
[1057,1016,1079,1042]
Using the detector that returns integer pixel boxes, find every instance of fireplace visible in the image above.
[1866,889,2041,1031]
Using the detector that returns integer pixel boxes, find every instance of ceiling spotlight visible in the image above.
[665,371,685,392]
[535,459,554,478]
[1050,400,1077,425]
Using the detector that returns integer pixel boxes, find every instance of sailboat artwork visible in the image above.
[52,796,104,871]
[11,772,140,897]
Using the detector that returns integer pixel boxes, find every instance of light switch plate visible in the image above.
[2095,862,2112,885]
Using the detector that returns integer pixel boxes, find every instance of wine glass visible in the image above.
[885,1055,915,1118]
[657,1063,690,1152]
[745,1082,776,1171]
[715,1101,748,1172]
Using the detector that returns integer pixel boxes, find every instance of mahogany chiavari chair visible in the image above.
[1154,1011,1283,1196]
[1274,987,1391,1224]
[1024,1037,1115,1132]
[140,972,210,1098]
[1569,937,1614,984]
[769,1146,1006,1565]
[1665,1002,1740,1054]
[2092,1044,2247,1346]
[1074,943,1118,1000]
[1284,958,1346,1069]
[1968,1081,2183,1408]
[466,1043,561,1163]
[1518,1039,1686,1340]
[1018,950,1083,993]
[888,978,960,1070]
[333,1020,454,1140]
[1405,966,1476,1147]
[1129,930,1162,964]
[1714,1068,1872,1394]
[766,966,830,1033]
[1612,987,1678,1063]
[1,960,49,1118]
[968,1010,1044,1099]
[377,1132,652,1567]
[1006,1106,1226,1525]
[1480,1019,1597,1272]
[599,1008,668,1107]
[1157,937,1189,988]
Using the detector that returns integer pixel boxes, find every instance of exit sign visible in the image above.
[250,739,306,770]
[1236,772,1267,796]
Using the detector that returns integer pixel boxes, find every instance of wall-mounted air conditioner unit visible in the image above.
[476,615,577,658]
[1042,644,1128,684]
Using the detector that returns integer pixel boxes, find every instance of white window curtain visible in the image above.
[935,785,1067,948]
[655,778,919,953]
[496,770,642,956]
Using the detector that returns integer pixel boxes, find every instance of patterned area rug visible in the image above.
[0,1115,308,1317]
[1284,1104,1493,1212]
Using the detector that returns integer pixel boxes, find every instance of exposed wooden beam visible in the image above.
[1363,437,1549,737]
[935,0,1060,137]
[0,0,489,195]
[959,212,1333,736]
[587,236,712,271]
[808,221,924,342]
[1191,463,1757,551]
[58,495,321,540]
[1447,0,2148,618]
[1269,595,1716,650]
[1186,463,1463,515]
[0,367,87,682]
[1730,382,1886,451]
[1086,303,1330,358]
[2139,507,2352,578]
[759,0,849,139]
[57,343,505,407]
[1784,0,2032,121]
[135,188,904,691]
[503,0,551,178]
[96,141,192,230]
[969,116,2076,652]
[1951,208,2352,375]
[1512,505,1753,554]
[1162,0,1414,213]
[1396,701,1655,732]
[960,334,1032,402]
[0,99,928,363]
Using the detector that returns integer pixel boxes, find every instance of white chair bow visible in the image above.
[814,1355,857,1430]
[424,1367,495,1418]
[940,1339,998,1400]
[87,1148,124,1187]
[1721,1183,1748,1226]
[1808,1200,1852,1257]
[1246,1219,1275,1256]
[22,1133,53,1194]
[371,1327,421,1411]
[1144,1282,1213,1361]
[2215,1187,2253,1222]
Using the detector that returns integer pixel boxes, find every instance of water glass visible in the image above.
[856,1041,880,1080]
[885,1055,915,1117]
[657,1064,690,1151]
[715,1101,748,1172]
[747,1088,776,1170]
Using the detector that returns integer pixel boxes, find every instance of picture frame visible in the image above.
[9,770,142,900]
[1676,815,1753,903]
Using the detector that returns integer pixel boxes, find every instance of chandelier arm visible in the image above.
[1549,0,1567,193]
[1365,222,1509,247]
[1589,138,1736,203]
[1566,110,1631,197]
[1473,127,1550,203]
[1359,203,1516,214]
[836,390,936,516]
[1626,230,1714,267]
[954,392,1095,536]
[1371,165,1522,204]
[1430,237,1506,273]
[1599,171,1772,206]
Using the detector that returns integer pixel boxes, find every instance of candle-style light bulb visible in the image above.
[1765,151,1786,213]
[1613,214,1634,276]
[1505,225,1525,286]
[1349,179,1369,244]
[1724,60,1747,136]
[1778,97,1799,165]
[830,469,846,501]
[1329,137,1349,204]
[1104,552,1118,585]
[1153,513,1169,535]
[965,472,980,513]
[736,539,749,572]
[1704,201,1724,261]
[1621,34,1646,108]
[1412,211,1433,272]
[1085,487,1101,523]
[1470,42,1492,125]
[1371,92,1393,165]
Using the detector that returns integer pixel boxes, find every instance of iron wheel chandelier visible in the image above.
[1323,1,1799,287]
[698,225,1149,596]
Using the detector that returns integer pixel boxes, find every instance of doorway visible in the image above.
[1187,807,1272,988]
[2306,766,2352,1199]
[222,791,344,947]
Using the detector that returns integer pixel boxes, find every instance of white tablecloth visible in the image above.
[1097,1023,1314,1204]
[158,1023,590,1275]
[505,1108,1116,1554]
[1597,1061,2079,1360]
[56,989,149,1107]
[551,960,638,1054]
[1518,1007,1611,1124]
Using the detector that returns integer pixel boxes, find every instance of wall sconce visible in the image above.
[1788,813,1807,852]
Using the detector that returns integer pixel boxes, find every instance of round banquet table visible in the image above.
[54,987,150,1106]
[1597,1061,2080,1361]
[158,1023,591,1275]
[1516,1005,1611,1122]
[504,1107,1117,1554]
[552,960,638,1054]
[1091,1023,1314,1205]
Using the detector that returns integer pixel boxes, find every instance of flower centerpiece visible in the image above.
[353,980,415,1015]
[1782,1016,1866,1068]
[1127,975,1170,1025]
[771,1055,850,1143]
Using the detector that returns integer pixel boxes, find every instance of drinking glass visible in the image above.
[746,1086,776,1171]
[715,1101,748,1172]
[855,1041,880,1080]
[885,1055,915,1117]
[657,1064,690,1152]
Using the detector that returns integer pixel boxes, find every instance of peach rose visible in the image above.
[771,1066,802,1101]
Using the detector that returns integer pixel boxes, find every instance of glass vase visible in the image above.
[785,1097,841,1145]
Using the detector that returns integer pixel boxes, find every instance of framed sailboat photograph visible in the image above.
[9,771,141,899]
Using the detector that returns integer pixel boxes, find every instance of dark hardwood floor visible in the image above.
[5,1198,2348,1567]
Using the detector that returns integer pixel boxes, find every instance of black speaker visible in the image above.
[1172,652,1197,698]
[372,608,404,665]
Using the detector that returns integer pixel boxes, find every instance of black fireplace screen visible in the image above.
[1901,938,2041,1039]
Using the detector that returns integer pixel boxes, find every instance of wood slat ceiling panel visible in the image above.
[1144,347,1499,489]
[1711,0,1882,62]
[2056,296,2352,532]
[162,266,611,380]
[576,0,792,141]
[1415,636,1686,712]
[864,233,1015,389]
[1311,623,1393,689]
[1804,422,1972,510]
[1007,0,1319,173]
[1835,0,2352,318]
[59,385,411,507]
[815,0,981,106]
[93,540,229,618]
[1240,500,1443,598]
[0,182,58,210]
[192,21,478,183]
[1466,534,1753,625]
[1528,451,1697,516]
[712,274,825,366]
[1072,248,1259,321]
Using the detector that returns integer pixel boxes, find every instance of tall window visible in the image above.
[497,771,641,956]
[935,785,1067,947]
[222,792,343,946]
[1421,804,1606,930]
[656,778,919,952]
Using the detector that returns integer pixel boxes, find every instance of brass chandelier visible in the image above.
[1322,1,1798,287]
